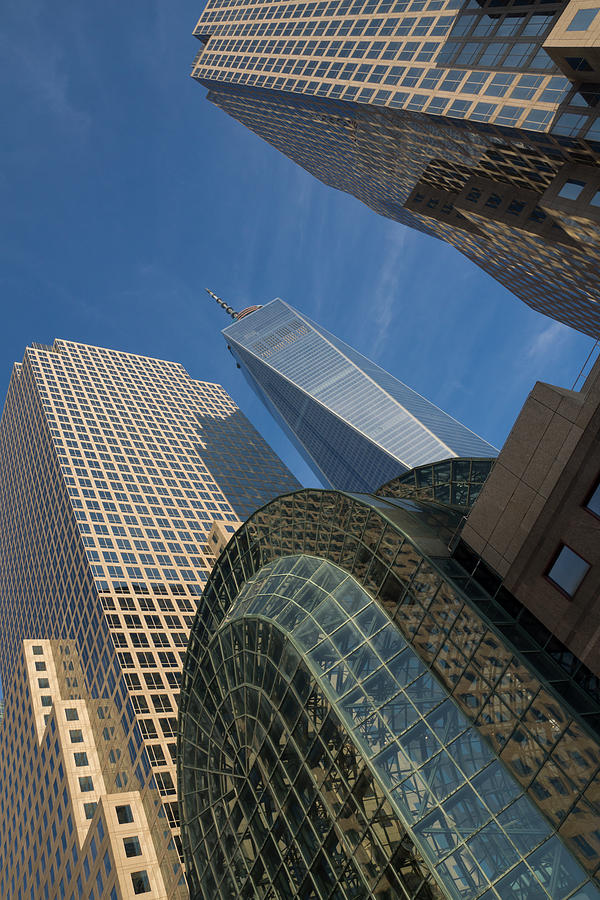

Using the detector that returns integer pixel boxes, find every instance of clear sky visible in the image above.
[1,0,596,488]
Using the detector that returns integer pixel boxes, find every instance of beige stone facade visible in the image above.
[190,0,600,336]
[0,339,300,898]
[0,640,170,899]
[461,354,600,676]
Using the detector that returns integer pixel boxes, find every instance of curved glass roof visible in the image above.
[376,458,495,511]
[179,489,600,899]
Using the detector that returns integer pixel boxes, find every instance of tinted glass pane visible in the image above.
[497,796,551,854]
[567,8,599,30]
[547,545,589,595]
[586,480,600,516]
[558,180,586,200]
[528,836,587,898]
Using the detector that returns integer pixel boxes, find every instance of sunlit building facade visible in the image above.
[0,339,300,899]
[179,483,600,899]
[221,296,496,491]
[192,0,600,336]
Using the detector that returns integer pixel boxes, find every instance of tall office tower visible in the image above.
[191,0,600,337]
[0,339,300,899]
[217,294,496,491]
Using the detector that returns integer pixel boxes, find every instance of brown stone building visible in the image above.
[460,353,600,679]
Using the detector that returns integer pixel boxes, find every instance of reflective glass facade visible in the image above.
[179,487,600,899]
[0,339,300,898]
[223,298,496,491]
[377,457,495,509]
[191,0,600,336]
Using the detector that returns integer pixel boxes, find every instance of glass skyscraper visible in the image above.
[191,0,600,336]
[178,481,600,899]
[220,296,496,491]
[0,339,300,899]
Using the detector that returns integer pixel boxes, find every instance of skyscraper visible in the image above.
[217,293,496,491]
[191,1,600,336]
[0,339,300,899]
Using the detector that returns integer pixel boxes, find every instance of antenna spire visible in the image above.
[206,288,238,319]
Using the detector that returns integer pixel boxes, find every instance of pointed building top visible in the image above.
[206,288,238,319]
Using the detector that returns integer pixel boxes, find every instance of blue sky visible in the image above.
[1,0,595,487]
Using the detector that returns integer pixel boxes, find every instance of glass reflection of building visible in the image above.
[178,469,600,899]
[219,295,497,492]
[192,0,600,337]
[0,339,300,899]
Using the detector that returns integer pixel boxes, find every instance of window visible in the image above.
[74,752,89,767]
[83,802,97,820]
[65,709,79,721]
[147,745,166,765]
[38,678,50,688]
[123,836,142,858]
[41,696,53,707]
[155,772,175,795]
[131,871,151,894]
[585,477,600,516]
[558,179,587,200]
[33,646,44,655]
[567,7,600,30]
[35,662,47,671]
[116,804,134,824]
[70,730,84,743]
[547,544,590,596]
[591,190,600,208]
[566,56,593,71]
[78,776,94,792]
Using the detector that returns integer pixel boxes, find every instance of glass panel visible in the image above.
[416,807,461,862]
[435,844,488,898]
[362,666,400,706]
[547,546,590,596]
[404,672,447,713]
[528,836,588,898]
[378,692,419,736]
[442,782,491,836]
[369,623,407,661]
[447,728,494,777]
[426,699,468,745]
[496,796,551,855]
[386,648,427,688]
[467,821,519,881]
[392,771,430,818]
[471,761,520,814]
[400,720,442,767]
[586,480,600,516]
[567,8,599,30]
[495,860,548,899]
[419,752,466,813]
[331,577,371,615]
[373,741,413,788]
[355,711,393,755]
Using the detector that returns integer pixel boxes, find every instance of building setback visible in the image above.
[220,295,496,491]
[0,339,300,899]
[191,0,600,336]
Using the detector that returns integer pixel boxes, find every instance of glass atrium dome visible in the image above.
[178,486,600,900]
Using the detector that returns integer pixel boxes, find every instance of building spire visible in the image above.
[206,288,238,319]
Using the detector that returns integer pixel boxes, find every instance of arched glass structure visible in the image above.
[179,490,600,900]
[376,458,495,511]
